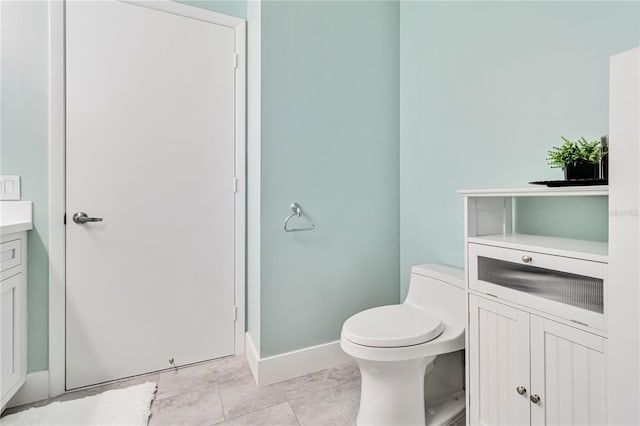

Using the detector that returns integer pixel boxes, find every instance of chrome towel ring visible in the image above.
[284,202,315,232]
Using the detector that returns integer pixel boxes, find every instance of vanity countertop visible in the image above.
[1,201,33,235]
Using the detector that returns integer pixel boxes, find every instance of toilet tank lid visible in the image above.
[411,264,464,289]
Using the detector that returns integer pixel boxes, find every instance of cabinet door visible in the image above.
[530,316,606,426]
[469,295,531,425]
[1,273,26,408]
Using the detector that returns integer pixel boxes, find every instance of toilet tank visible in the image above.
[404,264,465,329]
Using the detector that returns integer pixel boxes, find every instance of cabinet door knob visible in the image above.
[521,255,532,263]
[530,394,541,404]
[516,386,527,395]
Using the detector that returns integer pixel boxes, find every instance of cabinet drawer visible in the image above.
[468,243,606,331]
[0,239,22,273]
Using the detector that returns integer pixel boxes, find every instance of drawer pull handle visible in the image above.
[1,248,16,262]
[530,394,541,404]
[516,386,527,395]
[521,255,532,263]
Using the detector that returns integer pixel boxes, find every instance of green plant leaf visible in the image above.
[547,136,605,169]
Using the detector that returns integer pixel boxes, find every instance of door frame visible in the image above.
[48,0,246,397]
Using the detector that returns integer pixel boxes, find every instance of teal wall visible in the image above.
[258,1,400,356]
[1,0,50,372]
[399,1,640,297]
[515,196,609,243]
[178,0,246,19]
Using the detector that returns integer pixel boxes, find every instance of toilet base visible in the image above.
[426,390,465,426]
[355,356,436,426]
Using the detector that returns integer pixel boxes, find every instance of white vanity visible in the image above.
[460,187,608,425]
[1,201,32,409]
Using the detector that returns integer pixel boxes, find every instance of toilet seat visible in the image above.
[342,304,444,348]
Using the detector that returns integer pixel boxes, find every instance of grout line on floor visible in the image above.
[224,400,287,423]
[216,385,226,424]
[287,400,303,426]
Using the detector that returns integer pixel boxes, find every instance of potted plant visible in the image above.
[547,137,607,180]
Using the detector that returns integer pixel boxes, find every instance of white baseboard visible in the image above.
[7,370,50,408]
[245,333,260,385]
[245,333,352,387]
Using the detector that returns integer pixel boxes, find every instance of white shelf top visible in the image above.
[458,186,608,197]
[468,233,608,263]
[1,201,33,236]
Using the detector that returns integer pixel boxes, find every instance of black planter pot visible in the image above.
[564,162,599,180]
[600,154,608,180]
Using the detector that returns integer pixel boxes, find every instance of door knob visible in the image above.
[73,212,103,225]
[522,255,533,263]
[516,386,527,395]
[530,394,541,404]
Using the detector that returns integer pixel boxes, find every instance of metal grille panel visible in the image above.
[478,256,603,313]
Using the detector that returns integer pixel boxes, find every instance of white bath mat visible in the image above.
[1,382,157,426]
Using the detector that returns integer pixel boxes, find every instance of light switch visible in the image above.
[0,175,21,200]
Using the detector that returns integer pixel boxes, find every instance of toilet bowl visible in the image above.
[340,264,465,426]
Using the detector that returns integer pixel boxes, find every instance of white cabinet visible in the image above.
[530,315,606,426]
[607,47,639,425]
[468,295,530,426]
[469,295,606,426]
[460,187,608,426]
[1,232,27,409]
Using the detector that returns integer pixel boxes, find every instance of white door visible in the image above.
[469,295,531,426]
[65,1,238,389]
[530,316,606,426]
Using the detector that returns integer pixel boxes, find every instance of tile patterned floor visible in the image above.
[3,356,466,425]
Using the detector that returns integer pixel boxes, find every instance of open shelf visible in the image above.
[468,233,608,263]
[458,186,608,197]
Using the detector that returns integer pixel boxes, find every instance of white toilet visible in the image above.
[340,264,465,426]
